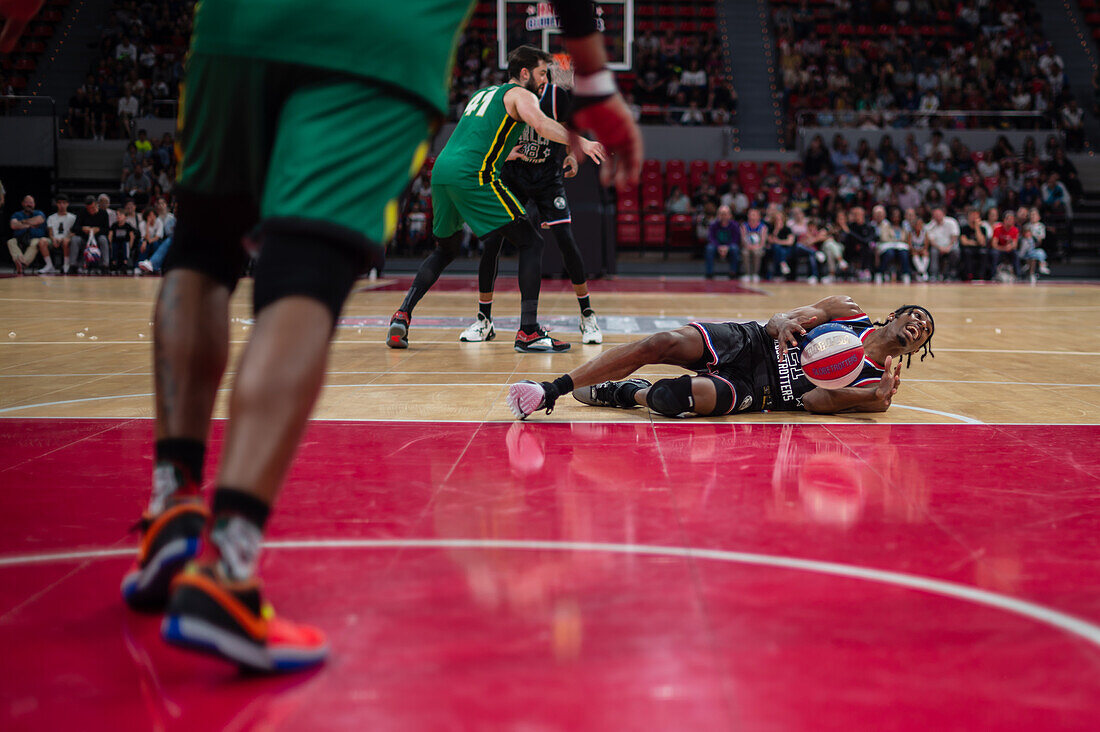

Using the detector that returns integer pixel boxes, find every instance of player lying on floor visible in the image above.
[507,296,934,419]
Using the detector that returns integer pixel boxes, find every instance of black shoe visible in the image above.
[514,326,571,353]
[387,311,410,349]
[120,500,208,612]
[572,378,651,408]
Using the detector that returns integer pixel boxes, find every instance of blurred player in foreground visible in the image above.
[38,0,645,674]
[507,297,934,419]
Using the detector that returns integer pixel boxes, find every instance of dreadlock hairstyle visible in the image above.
[873,305,935,368]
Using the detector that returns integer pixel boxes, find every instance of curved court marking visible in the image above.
[2,538,1098,648]
[889,405,984,424]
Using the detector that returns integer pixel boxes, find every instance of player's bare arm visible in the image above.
[505,87,605,165]
[767,295,864,355]
[802,356,900,414]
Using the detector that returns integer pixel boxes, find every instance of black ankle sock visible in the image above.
[577,295,591,314]
[615,381,644,407]
[543,374,574,400]
[155,438,205,485]
[211,488,270,530]
[479,299,493,320]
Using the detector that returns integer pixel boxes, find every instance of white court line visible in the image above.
[890,404,984,424]
[1,538,1098,648]
[5,340,1100,356]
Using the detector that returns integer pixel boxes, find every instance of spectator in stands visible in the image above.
[905,209,930,283]
[68,87,93,139]
[1048,148,1082,198]
[720,181,749,217]
[925,207,960,281]
[803,135,831,182]
[740,208,768,283]
[821,211,850,282]
[114,35,138,64]
[830,136,859,175]
[117,83,140,137]
[70,195,110,273]
[6,195,49,275]
[959,208,990,281]
[787,208,820,283]
[840,205,876,281]
[875,206,911,284]
[704,205,740,280]
[134,128,153,158]
[667,186,691,215]
[1040,172,1072,220]
[109,203,138,273]
[122,162,152,205]
[991,210,1021,280]
[132,206,163,270]
[98,194,117,228]
[767,210,795,280]
[138,196,177,274]
[679,60,707,103]
[706,75,737,125]
[1020,207,1050,282]
[44,194,76,274]
[678,100,705,126]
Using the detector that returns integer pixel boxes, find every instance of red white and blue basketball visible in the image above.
[799,323,865,389]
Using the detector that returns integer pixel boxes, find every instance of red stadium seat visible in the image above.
[667,214,695,251]
[642,159,661,176]
[666,170,687,194]
[617,194,638,213]
[665,159,686,177]
[761,161,782,179]
[617,213,641,247]
[642,214,667,249]
[737,161,759,178]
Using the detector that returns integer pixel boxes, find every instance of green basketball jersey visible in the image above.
[431,83,528,186]
[188,0,475,116]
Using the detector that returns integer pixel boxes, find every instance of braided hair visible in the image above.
[873,305,935,368]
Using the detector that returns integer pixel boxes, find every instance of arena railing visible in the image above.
[0,94,59,169]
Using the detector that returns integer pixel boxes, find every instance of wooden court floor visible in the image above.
[1,275,1098,425]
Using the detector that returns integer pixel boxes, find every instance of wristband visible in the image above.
[573,69,617,98]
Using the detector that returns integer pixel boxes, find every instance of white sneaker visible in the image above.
[62,263,71,274]
[806,275,818,284]
[1039,262,1051,275]
[39,262,57,274]
[752,274,760,283]
[874,272,883,284]
[779,261,791,276]
[138,260,154,274]
[579,312,603,344]
[1030,273,1038,284]
[902,273,911,285]
[821,275,834,284]
[459,313,496,342]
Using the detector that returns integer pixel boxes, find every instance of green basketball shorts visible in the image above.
[176,53,435,244]
[430,179,526,239]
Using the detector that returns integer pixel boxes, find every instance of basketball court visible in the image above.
[2,276,1099,729]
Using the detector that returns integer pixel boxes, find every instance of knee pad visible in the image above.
[253,216,375,321]
[646,375,696,418]
[164,187,256,291]
[698,375,735,416]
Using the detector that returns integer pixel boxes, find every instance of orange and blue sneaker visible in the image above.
[121,500,209,611]
[161,562,329,673]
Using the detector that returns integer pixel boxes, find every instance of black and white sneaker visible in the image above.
[459,313,496,342]
[386,311,410,349]
[572,379,651,409]
[514,326,571,353]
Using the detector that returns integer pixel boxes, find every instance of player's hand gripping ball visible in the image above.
[799,323,865,389]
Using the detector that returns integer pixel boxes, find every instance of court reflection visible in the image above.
[429,422,659,661]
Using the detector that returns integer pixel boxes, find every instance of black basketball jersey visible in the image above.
[503,83,571,184]
[766,314,886,411]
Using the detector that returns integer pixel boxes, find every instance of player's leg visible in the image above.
[507,326,707,418]
[628,374,738,417]
[548,220,603,344]
[122,53,259,612]
[159,70,434,672]
[457,231,502,342]
[388,183,463,348]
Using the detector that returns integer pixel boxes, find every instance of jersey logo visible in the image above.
[554,196,566,209]
[738,395,753,411]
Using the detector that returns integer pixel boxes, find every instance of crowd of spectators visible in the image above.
[774,0,1089,150]
[65,0,191,139]
[449,25,736,126]
[675,130,1079,283]
[4,188,177,276]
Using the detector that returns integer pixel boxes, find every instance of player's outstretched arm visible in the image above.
[766,295,865,356]
[802,356,900,414]
[507,88,606,165]
[0,0,41,52]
